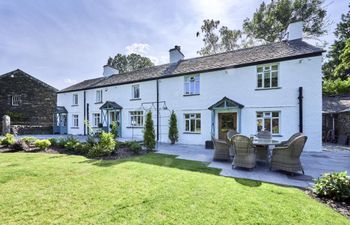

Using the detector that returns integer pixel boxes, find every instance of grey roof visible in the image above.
[323,95,350,114]
[59,40,324,93]
[56,106,68,113]
[208,96,244,110]
[100,101,123,110]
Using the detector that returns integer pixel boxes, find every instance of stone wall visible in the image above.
[337,112,350,136]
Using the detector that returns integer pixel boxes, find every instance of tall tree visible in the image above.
[143,111,156,151]
[322,4,350,80]
[243,0,327,43]
[219,26,242,52]
[107,53,154,73]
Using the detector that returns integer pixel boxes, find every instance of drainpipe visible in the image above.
[156,79,159,142]
[83,90,86,135]
[298,87,303,133]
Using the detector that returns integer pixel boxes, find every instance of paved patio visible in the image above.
[155,143,350,188]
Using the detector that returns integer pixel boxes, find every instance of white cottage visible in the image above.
[57,22,324,152]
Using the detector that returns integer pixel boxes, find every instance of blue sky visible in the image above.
[0,0,348,89]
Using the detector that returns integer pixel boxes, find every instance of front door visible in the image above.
[108,110,120,136]
[218,113,237,140]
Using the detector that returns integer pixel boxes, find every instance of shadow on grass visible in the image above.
[234,178,262,187]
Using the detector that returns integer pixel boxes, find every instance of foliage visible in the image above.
[322,4,350,80]
[2,133,15,146]
[143,111,156,151]
[107,53,154,73]
[34,139,51,150]
[87,132,116,158]
[121,141,142,154]
[47,138,58,147]
[243,0,327,43]
[111,121,118,138]
[322,77,350,95]
[334,38,350,79]
[21,137,38,145]
[313,171,350,202]
[168,110,179,144]
[11,140,29,152]
[56,138,67,148]
[64,136,80,152]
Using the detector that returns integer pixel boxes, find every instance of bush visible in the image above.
[168,110,179,144]
[121,141,142,154]
[74,143,90,155]
[88,132,116,158]
[56,138,67,148]
[2,133,16,147]
[48,138,58,147]
[143,111,156,151]
[64,136,80,152]
[21,137,38,146]
[11,140,29,152]
[34,139,51,150]
[313,171,350,202]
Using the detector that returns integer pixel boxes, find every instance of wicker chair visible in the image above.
[226,129,238,157]
[275,132,302,147]
[255,130,272,162]
[212,136,230,161]
[270,135,308,174]
[232,135,256,169]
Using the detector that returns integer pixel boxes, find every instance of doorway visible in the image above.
[218,112,237,140]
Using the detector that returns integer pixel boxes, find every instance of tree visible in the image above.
[322,77,350,95]
[334,38,350,79]
[143,111,156,151]
[219,26,242,52]
[168,110,178,144]
[107,53,154,73]
[243,0,327,43]
[322,4,350,80]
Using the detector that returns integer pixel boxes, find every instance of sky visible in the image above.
[0,0,348,90]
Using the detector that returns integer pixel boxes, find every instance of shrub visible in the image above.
[87,132,116,158]
[34,139,51,150]
[168,110,179,144]
[21,137,38,145]
[143,111,156,151]
[2,133,16,147]
[11,140,29,152]
[64,136,80,152]
[74,143,90,155]
[48,138,58,147]
[129,141,142,154]
[313,171,350,202]
[56,138,67,148]
[111,121,118,138]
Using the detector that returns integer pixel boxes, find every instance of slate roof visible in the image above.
[100,101,123,110]
[323,95,350,114]
[208,97,244,110]
[59,39,324,93]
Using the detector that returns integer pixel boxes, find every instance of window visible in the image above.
[129,111,144,126]
[92,113,100,127]
[257,64,278,89]
[96,90,103,103]
[72,94,78,105]
[132,84,140,99]
[72,114,79,128]
[184,75,200,95]
[184,113,201,133]
[11,95,20,106]
[256,111,280,134]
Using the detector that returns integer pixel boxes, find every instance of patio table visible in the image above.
[252,138,281,162]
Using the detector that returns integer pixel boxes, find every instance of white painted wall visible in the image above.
[57,55,322,151]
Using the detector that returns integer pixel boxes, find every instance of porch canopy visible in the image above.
[99,101,123,135]
[55,106,68,114]
[208,96,244,110]
[99,101,123,110]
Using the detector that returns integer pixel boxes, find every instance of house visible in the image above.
[322,95,350,144]
[57,22,324,152]
[0,69,57,134]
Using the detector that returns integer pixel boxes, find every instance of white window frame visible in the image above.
[92,113,100,127]
[131,84,140,99]
[184,74,200,95]
[11,95,20,106]
[184,113,201,133]
[72,114,79,128]
[129,111,144,127]
[72,94,78,105]
[256,111,280,135]
[96,90,103,103]
[256,64,279,89]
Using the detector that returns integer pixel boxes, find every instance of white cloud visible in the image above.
[64,78,77,84]
[125,43,151,55]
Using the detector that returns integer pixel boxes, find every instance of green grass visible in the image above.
[0,153,348,225]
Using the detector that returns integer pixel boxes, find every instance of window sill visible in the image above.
[130,98,141,101]
[126,126,144,129]
[71,105,79,107]
[71,127,79,129]
[272,134,283,137]
[255,87,281,91]
[183,132,201,134]
[95,102,103,104]
[183,94,200,97]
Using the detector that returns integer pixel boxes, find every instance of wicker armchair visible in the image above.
[270,135,308,174]
[212,136,230,161]
[275,132,302,147]
[255,130,272,162]
[232,135,256,169]
[226,129,238,157]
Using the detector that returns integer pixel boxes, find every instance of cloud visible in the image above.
[125,43,151,55]
[64,78,77,85]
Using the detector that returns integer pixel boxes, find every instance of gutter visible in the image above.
[298,87,303,133]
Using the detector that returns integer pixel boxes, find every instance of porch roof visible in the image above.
[56,106,68,114]
[208,97,244,110]
[99,101,123,110]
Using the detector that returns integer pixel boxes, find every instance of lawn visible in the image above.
[0,153,348,225]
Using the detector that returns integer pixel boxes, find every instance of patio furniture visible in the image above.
[275,132,302,147]
[226,129,238,157]
[212,136,230,161]
[232,135,256,169]
[270,135,308,174]
[255,130,272,162]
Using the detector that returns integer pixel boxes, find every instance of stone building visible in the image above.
[0,69,57,134]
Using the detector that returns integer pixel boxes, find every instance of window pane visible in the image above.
[257,74,262,87]
[257,67,263,73]
[271,65,278,71]
[190,119,195,132]
[264,66,270,71]
[185,120,189,131]
[264,118,271,131]
[257,119,263,132]
[195,120,201,132]
[271,71,278,87]
[257,112,263,118]
[264,72,270,88]
[272,112,279,117]
[272,118,279,134]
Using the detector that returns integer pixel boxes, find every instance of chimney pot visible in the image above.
[169,45,184,63]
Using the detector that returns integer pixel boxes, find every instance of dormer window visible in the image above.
[257,64,279,89]
[72,94,78,106]
[11,95,21,106]
[96,90,103,103]
[184,75,200,95]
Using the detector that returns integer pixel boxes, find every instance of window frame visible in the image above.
[72,114,79,128]
[129,111,144,127]
[256,64,279,89]
[96,90,103,103]
[92,113,100,127]
[184,74,200,96]
[11,95,21,106]
[131,84,141,99]
[256,111,280,135]
[184,113,201,133]
[72,94,79,106]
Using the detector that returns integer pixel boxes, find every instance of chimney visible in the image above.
[169,45,184,63]
[285,21,303,41]
[103,65,118,77]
